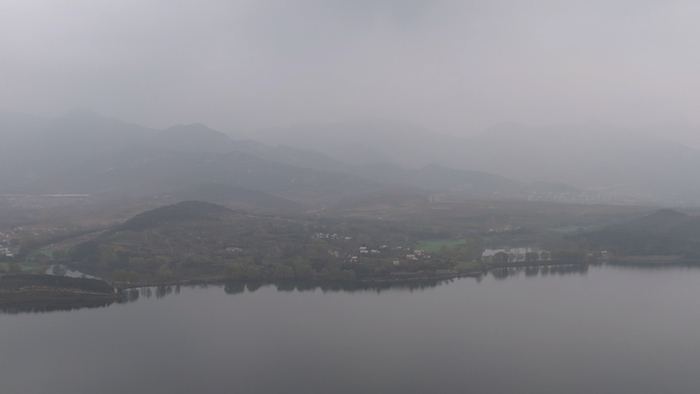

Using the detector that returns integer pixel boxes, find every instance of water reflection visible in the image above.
[141,287,153,298]
[159,263,700,301]
[0,300,117,315]
[224,282,245,295]
[125,289,140,303]
[45,264,96,279]
[525,266,540,277]
[0,267,622,315]
[155,286,174,299]
[1,286,146,314]
[247,282,262,293]
[7,262,700,394]
[226,278,454,295]
[490,264,590,280]
[607,261,700,271]
[7,263,700,315]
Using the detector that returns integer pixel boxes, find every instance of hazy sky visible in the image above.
[2,0,700,135]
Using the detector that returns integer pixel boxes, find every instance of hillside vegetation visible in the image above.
[118,201,236,231]
[572,209,700,257]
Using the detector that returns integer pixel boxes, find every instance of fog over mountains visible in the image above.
[257,119,700,205]
[2,109,700,208]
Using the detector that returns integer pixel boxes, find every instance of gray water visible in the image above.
[2,265,700,393]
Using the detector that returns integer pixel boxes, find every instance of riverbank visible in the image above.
[116,269,485,289]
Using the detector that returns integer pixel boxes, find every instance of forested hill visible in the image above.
[612,209,690,233]
[571,209,700,256]
[117,201,235,231]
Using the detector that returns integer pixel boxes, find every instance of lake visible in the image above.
[2,264,700,393]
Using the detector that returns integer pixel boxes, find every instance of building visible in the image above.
[429,194,446,203]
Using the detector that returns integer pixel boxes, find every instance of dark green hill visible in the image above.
[118,201,234,231]
[667,217,700,240]
[616,209,689,233]
[572,209,700,256]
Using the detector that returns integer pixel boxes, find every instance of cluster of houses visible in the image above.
[0,246,12,257]
[428,194,446,203]
[351,245,431,265]
[406,249,430,261]
[358,246,381,255]
[0,230,20,257]
[311,233,353,241]
[487,225,520,233]
[0,225,73,258]
[482,247,550,262]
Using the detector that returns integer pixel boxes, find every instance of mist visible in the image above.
[7,3,700,393]
[3,0,700,135]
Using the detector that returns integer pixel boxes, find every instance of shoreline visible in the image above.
[117,260,597,289]
[5,258,699,311]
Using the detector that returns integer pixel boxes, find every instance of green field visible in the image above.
[414,239,466,253]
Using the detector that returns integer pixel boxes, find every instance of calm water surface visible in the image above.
[2,265,700,393]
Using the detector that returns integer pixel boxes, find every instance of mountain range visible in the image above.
[253,118,700,205]
[3,109,700,208]
[0,110,577,210]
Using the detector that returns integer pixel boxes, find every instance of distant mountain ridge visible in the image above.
[49,147,384,204]
[0,110,578,205]
[251,118,700,205]
[252,118,463,167]
[171,183,303,212]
